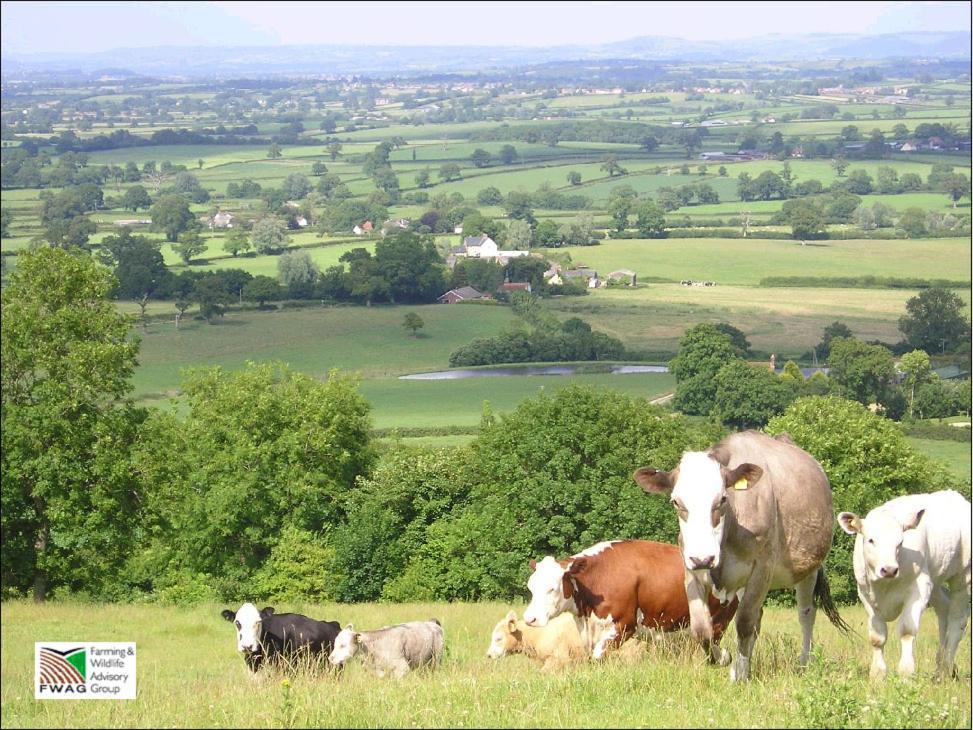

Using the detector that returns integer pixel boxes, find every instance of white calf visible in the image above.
[328,620,443,678]
[838,489,971,679]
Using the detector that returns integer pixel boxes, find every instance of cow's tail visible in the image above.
[814,568,853,635]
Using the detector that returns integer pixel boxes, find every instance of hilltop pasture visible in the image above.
[1,601,968,729]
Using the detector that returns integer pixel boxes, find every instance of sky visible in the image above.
[1,0,970,56]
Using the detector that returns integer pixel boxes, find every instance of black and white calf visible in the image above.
[221,603,342,672]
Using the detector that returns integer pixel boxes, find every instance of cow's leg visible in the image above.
[730,567,772,683]
[795,570,818,670]
[896,578,932,678]
[685,573,727,665]
[590,616,619,660]
[939,570,972,680]
[864,598,889,680]
[928,584,951,677]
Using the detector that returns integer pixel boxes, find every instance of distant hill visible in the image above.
[2,31,969,79]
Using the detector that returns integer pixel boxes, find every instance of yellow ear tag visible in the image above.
[733,478,749,491]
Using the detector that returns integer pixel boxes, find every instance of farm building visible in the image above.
[607,269,637,286]
[498,282,532,295]
[437,286,487,304]
[209,211,235,229]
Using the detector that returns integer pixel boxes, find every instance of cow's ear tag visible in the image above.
[733,478,749,491]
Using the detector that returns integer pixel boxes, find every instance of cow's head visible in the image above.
[328,624,361,667]
[221,604,273,655]
[634,452,762,573]
[523,556,575,627]
[487,610,521,658]
[838,507,924,581]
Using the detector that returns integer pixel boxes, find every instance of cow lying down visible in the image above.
[221,603,342,673]
[487,610,586,670]
[328,619,444,678]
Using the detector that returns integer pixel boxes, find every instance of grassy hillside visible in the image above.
[1,601,968,728]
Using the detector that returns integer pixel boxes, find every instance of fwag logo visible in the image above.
[37,646,87,695]
[35,642,136,700]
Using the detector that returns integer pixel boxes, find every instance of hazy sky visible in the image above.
[2,1,970,55]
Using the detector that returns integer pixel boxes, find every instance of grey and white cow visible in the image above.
[839,490,971,679]
[635,430,851,681]
[328,619,444,678]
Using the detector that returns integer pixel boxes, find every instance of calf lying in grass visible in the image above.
[486,610,586,670]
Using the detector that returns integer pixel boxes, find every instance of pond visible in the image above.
[399,364,670,380]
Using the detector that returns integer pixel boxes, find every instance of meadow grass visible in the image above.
[557,237,973,286]
[129,303,516,397]
[1,601,968,728]
[359,372,675,429]
[906,437,972,485]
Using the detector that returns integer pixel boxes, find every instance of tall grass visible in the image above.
[1,601,968,728]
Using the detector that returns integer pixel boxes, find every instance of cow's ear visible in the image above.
[724,463,763,491]
[566,557,587,576]
[221,610,235,622]
[900,508,925,531]
[529,559,537,571]
[837,512,861,535]
[633,467,673,494]
[344,623,354,632]
[505,609,518,623]
[260,606,274,617]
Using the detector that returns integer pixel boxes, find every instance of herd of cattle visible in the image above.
[221,431,972,682]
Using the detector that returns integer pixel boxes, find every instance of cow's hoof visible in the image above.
[869,666,887,681]
[716,648,732,667]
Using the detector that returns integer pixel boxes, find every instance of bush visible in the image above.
[251,526,336,602]
[766,396,962,602]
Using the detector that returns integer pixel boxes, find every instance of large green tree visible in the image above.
[898,287,971,354]
[713,360,794,429]
[150,194,195,242]
[130,363,374,599]
[826,337,895,406]
[670,323,745,416]
[1,248,143,600]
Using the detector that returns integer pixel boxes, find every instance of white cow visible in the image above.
[838,489,972,679]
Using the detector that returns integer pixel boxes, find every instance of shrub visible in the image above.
[251,526,336,602]
[766,396,961,602]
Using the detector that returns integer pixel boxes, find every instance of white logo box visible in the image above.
[35,642,136,700]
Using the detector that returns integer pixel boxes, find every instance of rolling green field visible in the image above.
[906,437,972,485]
[360,372,675,430]
[558,237,973,286]
[1,601,968,728]
[130,303,517,397]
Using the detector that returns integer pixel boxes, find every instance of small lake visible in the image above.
[399,364,670,380]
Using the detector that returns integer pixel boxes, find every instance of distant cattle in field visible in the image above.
[220,604,341,673]
[635,430,851,681]
[522,540,738,660]
[328,620,443,678]
[839,490,971,679]
[486,610,585,670]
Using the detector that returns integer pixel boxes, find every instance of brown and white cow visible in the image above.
[634,430,851,681]
[522,539,738,659]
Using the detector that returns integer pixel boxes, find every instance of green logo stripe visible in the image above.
[66,650,86,681]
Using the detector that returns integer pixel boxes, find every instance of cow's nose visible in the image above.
[879,566,899,578]
[690,555,715,570]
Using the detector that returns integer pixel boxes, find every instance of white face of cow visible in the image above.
[523,556,572,627]
[486,611,519,658]
[328,625,360,667]
[669,453,730,572]
[224,603,263,654]
[839,508,924,581]
[635,453,762,574]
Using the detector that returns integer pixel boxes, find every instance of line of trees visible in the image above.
[2,248,967,606]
